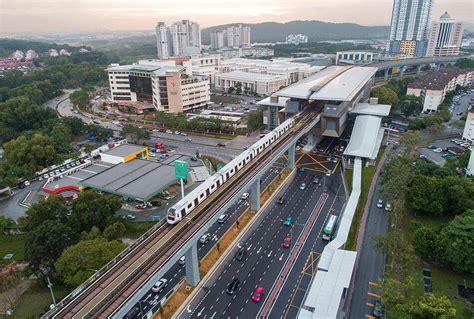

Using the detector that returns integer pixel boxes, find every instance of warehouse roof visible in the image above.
[104,144,147,158]
[214,71,287,82]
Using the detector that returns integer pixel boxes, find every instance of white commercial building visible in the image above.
[462,110,474,143]
[213,71,288,96]
[467,147,474,176]
[426,12,463,57]
[407,67,474,113]
[388,0,433,57]
[107,61,210,113]
[286,34,309,45]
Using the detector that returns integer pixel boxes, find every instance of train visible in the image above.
[166,117,296,224]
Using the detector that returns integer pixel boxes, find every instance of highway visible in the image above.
[130,163,284,317]
[178,155,345,319]
[45,111,320,318]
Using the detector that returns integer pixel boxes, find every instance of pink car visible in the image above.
[252,286,264,302]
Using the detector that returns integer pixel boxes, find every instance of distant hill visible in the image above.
[202,20,389,44]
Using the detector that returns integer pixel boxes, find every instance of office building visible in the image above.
[388,0,433,57]
[407,67,474,113]
[213,71,288,96]
[107,62,210,113]
[462,110,474,143]
[426,12,463,57]
[155,22,171,58]
[170,20,201,56]
[286,34,309,45]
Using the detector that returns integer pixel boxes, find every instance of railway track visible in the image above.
[46,112,318,319]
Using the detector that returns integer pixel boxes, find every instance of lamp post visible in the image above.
[46,276,57,307]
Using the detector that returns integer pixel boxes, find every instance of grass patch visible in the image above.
[210,95,239,105]
[13,282,70,318]
[123,221,156,239]
[344,168,353,193]
[0,235,26,266]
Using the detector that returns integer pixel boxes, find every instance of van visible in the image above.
[226,278,240,295]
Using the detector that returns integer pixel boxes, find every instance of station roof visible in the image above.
[80,159,177,201]
[351,102,392,117]
[344,115,384,160]
[309,67,377,101]
[275,66,347,99]
[257,96,290,107]
[104,144,147,158]
[214,71,286,82]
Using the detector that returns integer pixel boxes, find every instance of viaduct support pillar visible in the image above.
[384,69,389,81]
[250,178,261,211]
[400,66,405,78]
[416,64,423,75]
[185,243,200,286]
[288,143,296,170]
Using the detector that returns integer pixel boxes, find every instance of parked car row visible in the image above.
[152,128,188,136]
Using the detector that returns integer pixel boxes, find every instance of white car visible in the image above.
[179,256,186,265]
[433,148,443,153]
[377,199,384,208]
[151,278,168,293]
[174,131,181,135]
[299,183,306,190]
[180,132,188,136]
[166,129,173,134]
[241,192,250,200]
[385,203,392,212]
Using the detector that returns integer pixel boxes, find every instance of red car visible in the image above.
[252,286,264,302]
[282,236,291,248]
[158,128,166,133]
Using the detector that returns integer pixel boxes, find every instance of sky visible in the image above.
[1,0,473,34]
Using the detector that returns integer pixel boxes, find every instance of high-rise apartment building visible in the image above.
[388,0,433,57]
[226,24,251,48]
[210,30,225,49]
[426,12,463,57]
[170,20,201,56]
[156,22,171,58]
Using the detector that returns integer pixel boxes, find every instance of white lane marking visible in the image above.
[257,247,262,254]
[279,253,284,261]
[267,250,273,258]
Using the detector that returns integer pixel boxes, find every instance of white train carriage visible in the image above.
[166,117,295,224]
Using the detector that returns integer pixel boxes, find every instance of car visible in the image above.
[312,176,320,184]
[385,203,392,212]
[135,203,148,209]
[125,214,136,220]
[151,278,168,293]
[235,247,246,261]
[218,214,229,224]
[296,146,302,151]
[217,142,226,147]
[66,164,71,169]
[166,129,173,134]
[185,137,192,142]
[377,199,384,208]
[150,200,162,207]
[179,256,186,265]
[60,167,65,172]
[456,112,463,116]
[282,236,292,248]
[277,196,285,205]
[226,278,240,295]
[433,148,443,153]
[252,286,264,302]
[199,233,211,244]
[180,132,187,136]
[428,144,436,149]
[190,156,198,161]
[332,158,338,163]
[299,183,306,190]
[49,172,55,177]
[299,167,305,172]
[152,129,159,132]
[43,174,49,179]
[373,299,383,318]
[241,192,250,200]
[326,170,332,177]
[158,128,166,133]
[283,216,292,226]
[461,143,471,148]
[174,131,181,135]
[54,169,60,175]
[124,306,140,319]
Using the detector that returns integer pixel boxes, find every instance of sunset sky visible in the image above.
[1,0,473,34]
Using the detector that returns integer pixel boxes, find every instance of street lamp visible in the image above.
[46,276,57,307]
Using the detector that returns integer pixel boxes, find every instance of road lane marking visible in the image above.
[368,292,381,298]
[369,281,380,287]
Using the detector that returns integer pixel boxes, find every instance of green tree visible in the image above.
[119,125,150,144]
[407,175,444,216]
[411,294,456,318]
[69,90,90,108]
[22,195,69,232]
[25,220,78,274]
[103,221,126,241]
[235,82,242,95]
[399,95,423,117]
[371,86,399,106]
[247,109,263,132]
[55,238,126,287]
[62,116,85,136]
[70,190,121,233]
[228,87,235,94]
[411,226,447,263]
[455,58,474,69]
[381,156,414,202]
[442,210,474,273]
[440,176,474,216]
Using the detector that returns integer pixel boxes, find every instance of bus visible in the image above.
[322,214,338,241]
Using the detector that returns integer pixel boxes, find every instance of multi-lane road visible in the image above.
[177,160,345,319]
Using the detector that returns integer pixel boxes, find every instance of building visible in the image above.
[9,50,24,60]
[218,47,274,59]
[226,24,251,48]
[213,71,288,95]
[107,61,210,113]
[467,147,474,176]
[407,67,474,113]
[169,20,201,56]
[388,0,433,57]
[335,51,377,65]
[100,144,149,164]
[59,49,71,56]
[48,49,59,57]
[210,30,226,49]
[286,34,309,45]
[156,22,172,58]
[462,110,474,143]
[25,50,38,60]
[426,12,463,57]
[79,48,90,53]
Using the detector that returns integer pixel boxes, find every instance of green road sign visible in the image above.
[216,163,224,171]
[174,160,188,179]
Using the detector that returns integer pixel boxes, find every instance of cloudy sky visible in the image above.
[1,0,472,34]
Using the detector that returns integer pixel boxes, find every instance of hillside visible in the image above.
[202,20,389,43]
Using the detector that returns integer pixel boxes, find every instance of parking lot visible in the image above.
[449,89,474,120]
[418,138,470,166]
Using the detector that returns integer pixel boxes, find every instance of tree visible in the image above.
[399,95,423,117]
[103,221,125,241]
[407,175,444,216]
[440,176,474,216]
[70,190,121,233]
[22,195,69,232]
[442,210,474,273]
[69,90,89,108]
[25,220,78,274]
[62,116,85,136]
[371,86,399,106]
[227,87,235,94]
[247,109,263,132]
[120,125,150,144]
[381,156,414,202]
[235,82,242,95]
[400,131,420,155]
[411,294,456,318]
[411,226,447,263]
[455,58,474,69]
[55,238,126,287]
